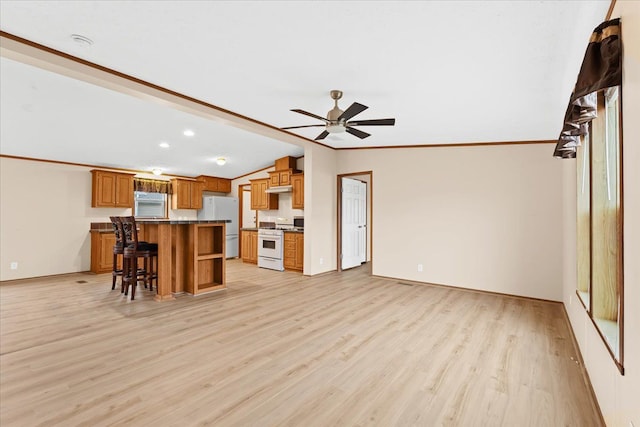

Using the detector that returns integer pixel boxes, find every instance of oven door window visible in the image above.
[262,239,276,250]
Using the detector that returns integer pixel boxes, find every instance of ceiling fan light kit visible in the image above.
[282,90,395,141]
[326,123,346,134]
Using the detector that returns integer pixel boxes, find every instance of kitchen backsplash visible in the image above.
[257,192,303,225]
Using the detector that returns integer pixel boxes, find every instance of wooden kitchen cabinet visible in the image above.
[90,231,121,273]
[268,169,292,187]
[275,156,297,170]
[171,178,203,210]
[186,223,225,295]
[250,178,278,210]
[217,178,232,193]
[295,233,304,269]
[91,170,134,208]
[241,230,258,264]
[284,232,304,271]
[197,175,232,193]
[291,173,304,209]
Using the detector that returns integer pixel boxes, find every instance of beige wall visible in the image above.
[563,3,640,426]
[304,144,337,275]
[0,157,129,280]
[337,143,564,301]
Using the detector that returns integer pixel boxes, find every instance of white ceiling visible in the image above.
[0,1,610,178]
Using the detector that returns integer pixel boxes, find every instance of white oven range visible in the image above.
[257,228,284,271]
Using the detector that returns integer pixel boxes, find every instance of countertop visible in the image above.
[283,229,304,234]
[91,219,229,232]
[136,219,230,225]
[241,227,304,234]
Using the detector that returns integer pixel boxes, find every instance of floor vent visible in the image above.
[76,280,88,284]
[397,282,413,286]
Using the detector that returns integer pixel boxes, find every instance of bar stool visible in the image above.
[109,216,125,290]
[121,216,158,300]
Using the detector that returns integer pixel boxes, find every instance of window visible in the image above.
[575,87,624,373]
[134,191,167,218]
[576,131,590,310]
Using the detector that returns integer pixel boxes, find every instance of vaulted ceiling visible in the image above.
[0,1,610,178]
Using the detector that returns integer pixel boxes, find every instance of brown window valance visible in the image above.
[133,178,170,194]
[554,18,621,159]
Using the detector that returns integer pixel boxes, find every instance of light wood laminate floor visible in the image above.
[1,261,601,426]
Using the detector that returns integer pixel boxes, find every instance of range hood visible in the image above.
[265,185,293,194]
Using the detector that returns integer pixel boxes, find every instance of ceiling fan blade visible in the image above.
[345,127,371,139]
[315,130,330,140]
[291,109,329,123]
[337,102,368,121]
[346,118,396,127]
[281,124,327,130]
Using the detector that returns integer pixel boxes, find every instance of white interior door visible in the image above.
[341,177,367,270]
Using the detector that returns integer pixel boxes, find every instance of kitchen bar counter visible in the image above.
[137,219,229,225]
[137,220,229,301]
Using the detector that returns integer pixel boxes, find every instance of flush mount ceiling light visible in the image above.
[183,129,195,137]
[158,142,170,148]
[70,34,93,46]
[152,168,162,176]
[216,157,227,166]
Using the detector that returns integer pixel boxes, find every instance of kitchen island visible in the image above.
[137,219,228,301]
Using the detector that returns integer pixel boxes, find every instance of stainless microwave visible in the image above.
[293,217,304,228]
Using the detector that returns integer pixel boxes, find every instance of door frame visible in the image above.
[337,171,373,273]
[238,183,253,258]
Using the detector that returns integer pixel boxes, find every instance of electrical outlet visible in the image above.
[10,262,18,270]
[319,258,324,265]
[417,264,423,272]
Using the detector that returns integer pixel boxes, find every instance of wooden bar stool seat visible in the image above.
[120,216,158,300]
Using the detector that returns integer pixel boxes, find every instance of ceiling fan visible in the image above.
[281,90,395,140]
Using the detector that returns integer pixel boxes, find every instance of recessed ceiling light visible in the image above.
[216,157,227,166]
[183,129,195,137]
[159,142,170,148]
[70,34,93,46]
[152,168,162,176]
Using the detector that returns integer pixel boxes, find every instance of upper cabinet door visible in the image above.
[269,172,280,187]
[93,170,116,207]
[190,181,203,209]
[114,174,134,207]
[292,174,304,209]
[217,179,231,193]
[279,170,292,186]
[171,179,192,209]
[202,176,219,192]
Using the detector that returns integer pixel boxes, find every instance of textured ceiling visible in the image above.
[0,1,610,177]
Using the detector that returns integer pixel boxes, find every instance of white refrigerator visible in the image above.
[197,196,239,258]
